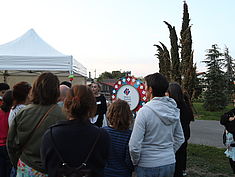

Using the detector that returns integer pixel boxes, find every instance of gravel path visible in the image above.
[188,120,225,148]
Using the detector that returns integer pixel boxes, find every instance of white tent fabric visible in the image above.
[0,29,86,76]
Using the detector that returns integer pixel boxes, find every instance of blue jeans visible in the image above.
[136,163,175,177]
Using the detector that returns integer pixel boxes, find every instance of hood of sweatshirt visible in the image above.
[145,96,180,125]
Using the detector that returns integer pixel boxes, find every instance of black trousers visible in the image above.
[0,145,12,177]
[229,158,235,174]
[174,141,188,177]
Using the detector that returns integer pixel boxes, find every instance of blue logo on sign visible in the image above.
[124,88,130,95]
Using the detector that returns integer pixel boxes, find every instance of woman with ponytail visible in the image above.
[41,85,110,177]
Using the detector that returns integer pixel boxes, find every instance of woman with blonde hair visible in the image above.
[7,72,66,177]
[103,99,133,177]
[41,85,110,177]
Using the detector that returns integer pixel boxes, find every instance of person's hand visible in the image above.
[229,117,235,121]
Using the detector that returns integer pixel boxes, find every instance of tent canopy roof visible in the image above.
[0,29,86,77]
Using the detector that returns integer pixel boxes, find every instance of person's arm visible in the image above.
[7,115,22,168]
[101,95,107,114]
[129,109,146,166]
[220,109,235,126]
[173,119,185,152]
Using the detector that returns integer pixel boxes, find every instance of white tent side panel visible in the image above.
[0,56,72,71]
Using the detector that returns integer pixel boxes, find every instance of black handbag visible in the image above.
[50,127,101,177]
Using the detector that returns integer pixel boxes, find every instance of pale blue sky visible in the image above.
[0,0,234,77]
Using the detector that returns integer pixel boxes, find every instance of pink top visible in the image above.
[0,109,10,146]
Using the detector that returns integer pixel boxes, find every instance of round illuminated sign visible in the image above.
[116,85,140,111]
[112,76,147,112]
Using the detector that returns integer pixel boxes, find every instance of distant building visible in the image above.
[99,79,116,101]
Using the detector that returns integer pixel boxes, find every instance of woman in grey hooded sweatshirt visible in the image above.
[129,73,184,177]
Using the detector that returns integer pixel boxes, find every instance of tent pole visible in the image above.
[3,70,8,83]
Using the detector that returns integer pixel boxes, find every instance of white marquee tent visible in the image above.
[0,29,87,77]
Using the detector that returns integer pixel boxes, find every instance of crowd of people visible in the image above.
[0,72,198,177]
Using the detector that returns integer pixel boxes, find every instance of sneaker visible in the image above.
[182,171,187,176]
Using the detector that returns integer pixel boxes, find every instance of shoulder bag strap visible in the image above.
[50,126,101,167]
[22,104,56,150]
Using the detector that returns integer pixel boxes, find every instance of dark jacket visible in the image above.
[7,104,66,173]
[41,119,110,177]
[220,108,235,136]
[177,102,194,141]
[94,95,107,127]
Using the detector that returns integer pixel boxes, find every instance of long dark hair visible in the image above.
[167,82,185,106]
[1,90,13,112]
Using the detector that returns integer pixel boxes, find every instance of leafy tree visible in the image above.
[97,71,126,82]
[203,44,227,111]
[223,46,235,100]
[164,21,181,84]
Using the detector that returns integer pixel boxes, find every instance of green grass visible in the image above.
[193,103,234,121]
[187,144,233,177]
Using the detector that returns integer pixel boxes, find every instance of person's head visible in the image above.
[12,82,32,106]
[31,72,60,105]
[106,99,132,130]
[1,90,13,112]
[144,73,169,100]
[64,85,96,121]
[60,81,72,88]
[0,83,10,97]
[90,82,101,95]
[59,85,70,102]
[167,82,184,105]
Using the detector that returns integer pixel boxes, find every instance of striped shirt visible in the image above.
[103,126,133,177]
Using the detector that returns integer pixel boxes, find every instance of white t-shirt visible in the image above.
[8,104,26,127]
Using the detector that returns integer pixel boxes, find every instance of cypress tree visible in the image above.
[164,21,181,84]
[180,1,195,98]
[154,42,171,81]
[154,44,165,74]
[160,42,171,81]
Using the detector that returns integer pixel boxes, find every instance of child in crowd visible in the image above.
[221,108,235,174]
[103,99,133,177]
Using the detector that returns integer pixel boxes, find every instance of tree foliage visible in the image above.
[154,42,171,81]
[155,1,195,98]
[223,46,235,99]
[164,21,181,84]
[97,71,126,82]
[203,44,227,111]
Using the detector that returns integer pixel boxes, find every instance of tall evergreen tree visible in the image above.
[223,46,235,100]
[203,44,227,111]
[154,42,171,81]
[154,44,165,74]
[164,21,181,84]
[180,1,195,99]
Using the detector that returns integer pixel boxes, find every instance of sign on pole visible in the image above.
[112,76,147,112]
